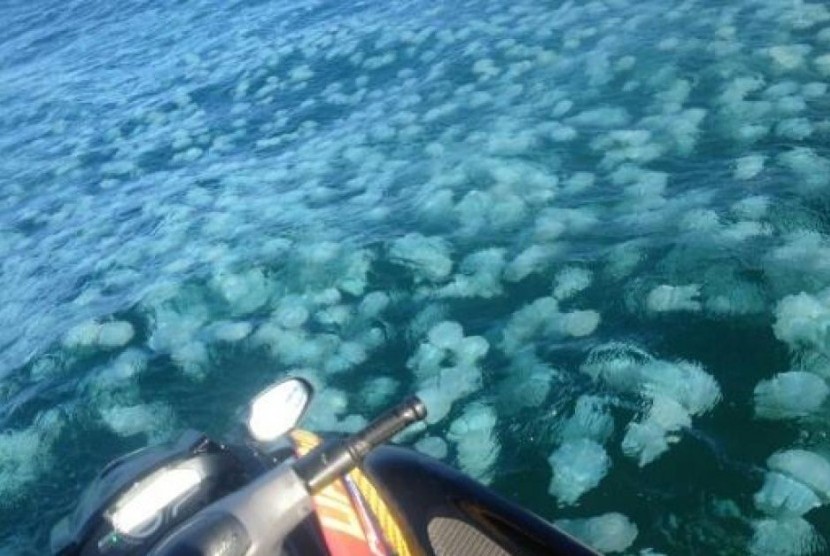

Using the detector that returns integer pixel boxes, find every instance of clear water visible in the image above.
[3,0,830,553]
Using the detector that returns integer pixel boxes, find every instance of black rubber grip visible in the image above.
[348,396,427,459]
[295,396,427,494]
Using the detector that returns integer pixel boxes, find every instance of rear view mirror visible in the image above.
[246,377,314,442]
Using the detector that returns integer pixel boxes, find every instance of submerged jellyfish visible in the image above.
[754,371,829,420]
[556,513,638,553]
[646,284,702,313]
[559,395,614,444]
[448,403,500,483]
[768,449,830,502]
[754,472,822,517]
[750,517,825,556]
[548,439,610,505]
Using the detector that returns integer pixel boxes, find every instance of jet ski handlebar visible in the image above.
[295,395,426,493]
[149,395,427,556]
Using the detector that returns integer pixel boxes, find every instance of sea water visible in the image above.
[2,0,830,553]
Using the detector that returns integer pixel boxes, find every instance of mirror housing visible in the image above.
[246,377,314,443]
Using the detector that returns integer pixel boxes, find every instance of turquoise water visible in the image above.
[3,0,830,552]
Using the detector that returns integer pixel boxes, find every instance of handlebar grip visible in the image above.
[350,395,427,458]
[295,396,427,493]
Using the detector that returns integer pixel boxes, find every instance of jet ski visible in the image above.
[51,377,599,555]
